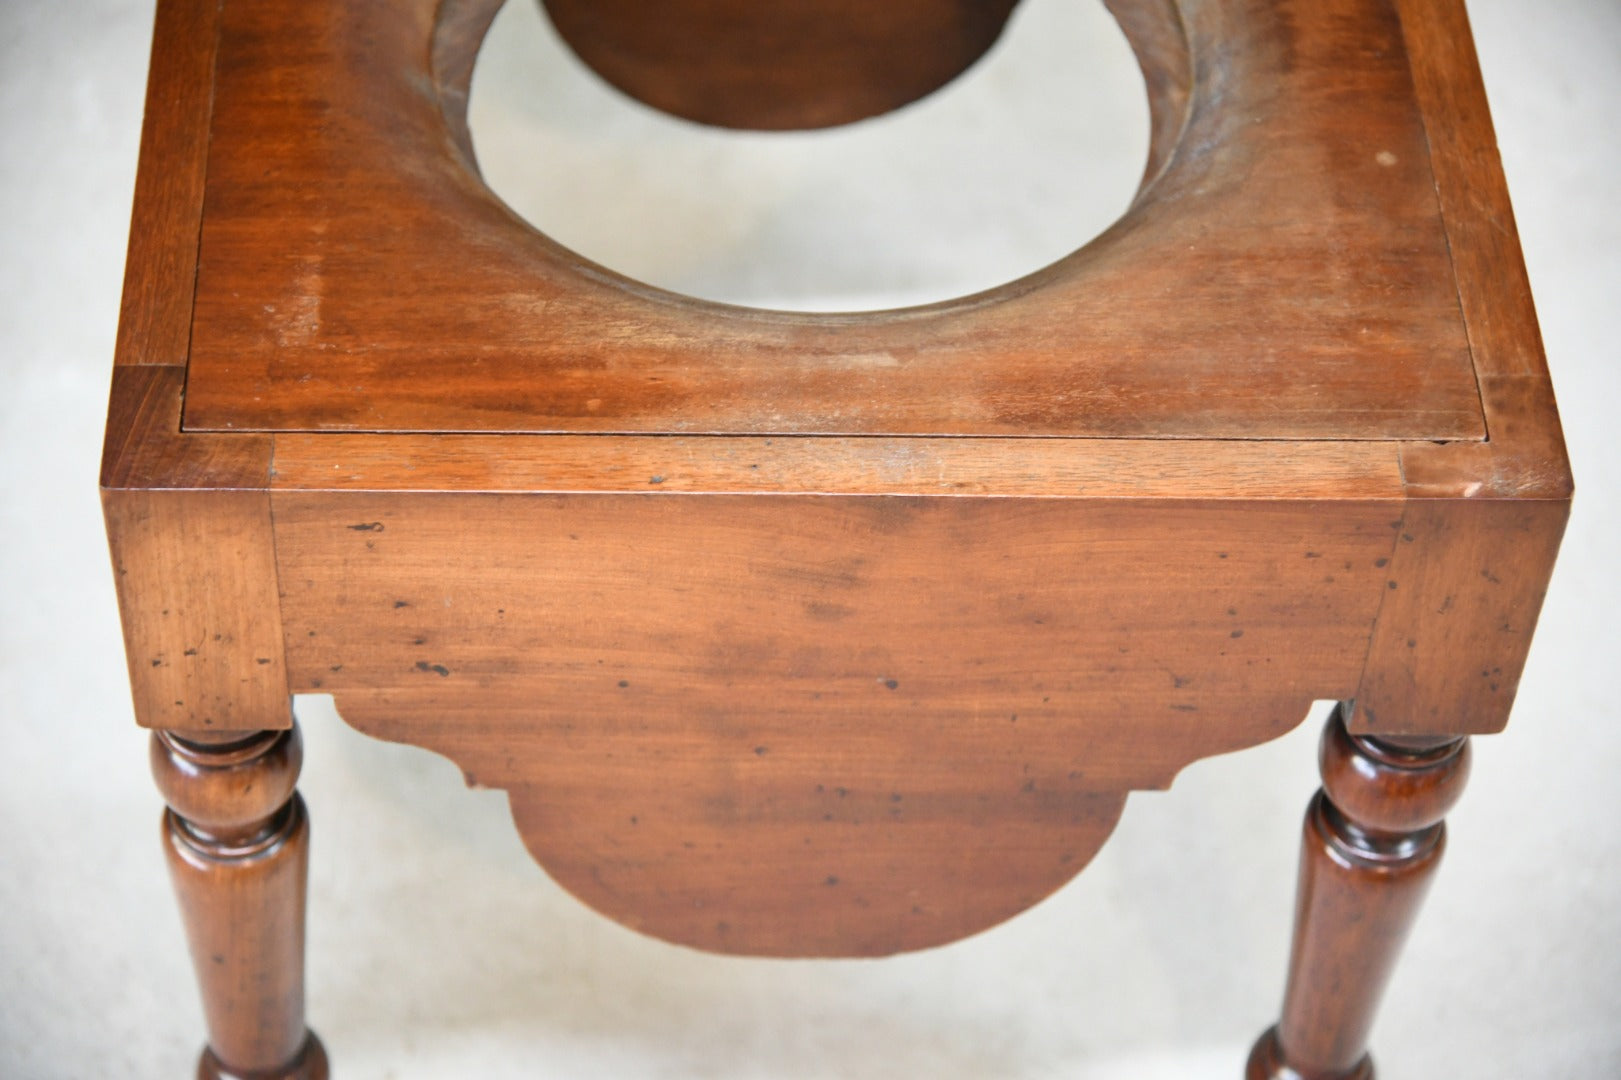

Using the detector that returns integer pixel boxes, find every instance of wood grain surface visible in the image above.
[275,491,1401,954]
[102,367,289,732]
[112,0,218,369]
[178,0,1484,441]
[537,0,1022,130]
[267,430,1403,499]
[1347,0,1573,734]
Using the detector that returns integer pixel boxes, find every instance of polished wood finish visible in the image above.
[152,724,326,1080]
[113,0,217,370]
[103,0,1570,1072]
[102,365,287,733]
[538,0,1022,130]
[181,0,1485,442]
[281,493,1396,955]
[1247,706,1470,1079]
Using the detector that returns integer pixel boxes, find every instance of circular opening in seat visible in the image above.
[468,0,1151,313]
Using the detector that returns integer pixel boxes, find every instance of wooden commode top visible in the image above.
[180,0,1483,441]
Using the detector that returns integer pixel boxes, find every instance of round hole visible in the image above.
[468,0,1151,312]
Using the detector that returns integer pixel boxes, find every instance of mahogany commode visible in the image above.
[103,0,1570,1076]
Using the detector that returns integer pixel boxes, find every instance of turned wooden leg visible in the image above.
[1247,704,1470,1080]
[151,724,328,1080]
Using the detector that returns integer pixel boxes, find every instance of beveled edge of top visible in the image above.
[108,0,1566,494]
